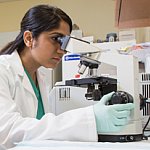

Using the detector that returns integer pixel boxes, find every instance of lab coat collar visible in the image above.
[8,51,38,109]
[8,51,50,113]
[9,50,24,76]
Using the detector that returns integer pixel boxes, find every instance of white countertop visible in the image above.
[8,138,150,150]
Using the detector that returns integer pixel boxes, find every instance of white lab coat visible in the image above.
[0,51,97,149]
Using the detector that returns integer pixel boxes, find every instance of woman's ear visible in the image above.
[23,31,33,48]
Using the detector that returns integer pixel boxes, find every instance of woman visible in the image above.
[0,4,134,149]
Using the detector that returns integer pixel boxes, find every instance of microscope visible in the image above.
[49,36,143,142]
[65,53,117,101]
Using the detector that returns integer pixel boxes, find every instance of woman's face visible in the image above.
[29,20,70,69]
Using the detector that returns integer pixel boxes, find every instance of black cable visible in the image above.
[143,116,150,132]
[142,116,150,138]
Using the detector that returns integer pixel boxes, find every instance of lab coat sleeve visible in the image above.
[0,66,97,148]
[2,106,98,148]
[23,106,98,142]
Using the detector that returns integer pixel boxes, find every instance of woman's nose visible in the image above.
[57,48,67,55]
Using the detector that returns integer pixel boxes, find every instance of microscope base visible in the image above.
[98,134,143,142]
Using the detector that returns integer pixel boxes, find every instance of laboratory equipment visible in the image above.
[49,36,143,142]
[108,91,133,105]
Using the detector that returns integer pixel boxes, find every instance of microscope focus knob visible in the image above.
[109,91,133,105]
[92,89,102,101]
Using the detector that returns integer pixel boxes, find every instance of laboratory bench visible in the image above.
[8,136,150,150]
